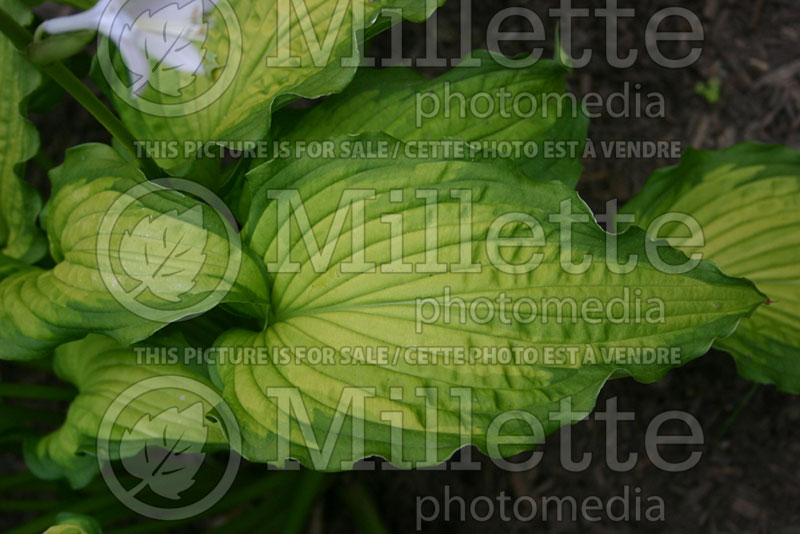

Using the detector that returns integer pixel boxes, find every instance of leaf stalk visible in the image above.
[0,7,162,179]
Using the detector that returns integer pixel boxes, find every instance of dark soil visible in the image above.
[5,0,799,533]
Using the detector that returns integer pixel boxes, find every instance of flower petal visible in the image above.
[118,31,151,96]
[39,0,109,35]
[128,0,207,22]
[140,34,205,74]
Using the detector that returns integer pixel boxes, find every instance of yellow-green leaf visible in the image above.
[620,143,800,393]
[106,0,443,173]
[0,0,46,263]
[216,134,764,469]
[0,144,268,360]
[272,50,588,187]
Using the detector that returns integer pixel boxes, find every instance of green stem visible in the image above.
[5,358,54,372]
[0,471,59,493]
[0,499,58,511]
[0,7,162,179]
[9,494,118,534]
[340,480,390,534]
[282,471,326,534]
[0,383,76,401]
[0,404,65,425]
[0,5,27,48]
[113,472,292,534]
[714,383,760,443]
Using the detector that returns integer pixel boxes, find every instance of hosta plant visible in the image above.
[0,0,797,531]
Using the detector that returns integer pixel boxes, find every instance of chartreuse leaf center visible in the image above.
[209,133,764,470]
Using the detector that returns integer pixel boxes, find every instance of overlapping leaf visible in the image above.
[0,144,268,360]
[273,50,589,187]
[0,0,47,263]
[0,252,28,282]
[26,335,229,489]
[620,143,800,392]
[214,133,764,469]
[109,0,443,172]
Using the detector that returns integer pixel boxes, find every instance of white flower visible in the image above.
[39,0,208,96]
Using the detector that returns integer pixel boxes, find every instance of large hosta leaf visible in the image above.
[0,0,46,263]
[26,335,229,489]
[109,0,442,172]
[215,134,763,469]
[0,144,267,360]
[273,50,588,187]
[620,143,800,393]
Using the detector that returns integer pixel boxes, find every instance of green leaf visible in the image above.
[215,133,763,469]
[42,513,102,534]
[107,0,443,173]
[620,143,800,393]
[0,144,268,360]
[0,252,28,282]
[119,206,208,303]
[25,334,229,489]
[273,50,588,188]
[0,0,47,263]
